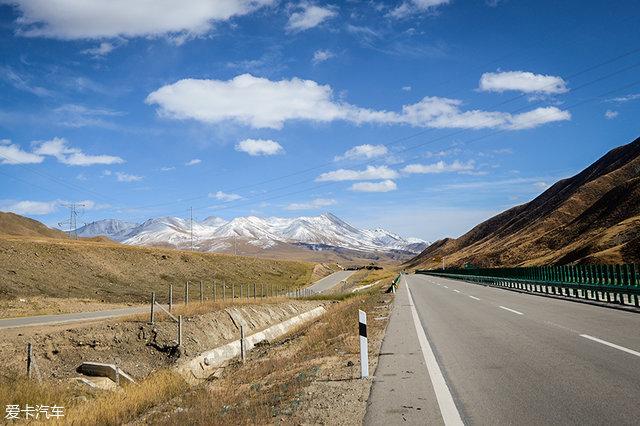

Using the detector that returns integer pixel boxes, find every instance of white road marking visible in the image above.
[580,334,640,358]
[499,306,524,315]
[468,295,480,301]
[405,277,464,426]
[443,285,449,289]
[453,289,461,293]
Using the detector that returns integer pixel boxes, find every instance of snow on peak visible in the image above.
[79,213,427,254]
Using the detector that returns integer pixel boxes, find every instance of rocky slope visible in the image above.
[407,136,640,268]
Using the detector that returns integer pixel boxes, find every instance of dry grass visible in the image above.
[63,370,188,425]
[0,235,315,305]
[150,287,389,425]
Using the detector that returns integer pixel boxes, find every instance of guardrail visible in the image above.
[416,264,640,308]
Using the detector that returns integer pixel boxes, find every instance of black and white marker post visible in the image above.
[359,309,369,378]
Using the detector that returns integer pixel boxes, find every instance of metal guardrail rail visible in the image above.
[416,264,640,307]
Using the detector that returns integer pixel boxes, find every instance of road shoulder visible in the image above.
[364,276,443,425]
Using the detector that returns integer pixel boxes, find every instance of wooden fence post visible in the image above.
[178,315,183,347]
[200,281,204,303]
[169,284,173,312]
[150,292,155,324]
[240,326,245,363]
[27,343,32,379]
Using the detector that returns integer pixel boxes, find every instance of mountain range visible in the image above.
[75,213,428,261]
[407,136,640,269]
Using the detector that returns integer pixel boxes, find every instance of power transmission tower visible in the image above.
[58,203,85,239]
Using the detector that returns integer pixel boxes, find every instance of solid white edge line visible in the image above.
[404,276,464,426]
[580,334,640,358]
[499,306,524,315]
[468,296,480,301]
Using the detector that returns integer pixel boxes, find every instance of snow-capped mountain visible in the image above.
[74,213,428,258]
[75,219,138,241]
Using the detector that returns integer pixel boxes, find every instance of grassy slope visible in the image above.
[0,235,315,302]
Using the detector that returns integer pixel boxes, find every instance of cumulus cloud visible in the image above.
[350,180,397,192]
[479,71,568,94]
[115,172,142,182]
[32,137,124,166]
[210,191,242,202]
[286,3,337,32]
[147,74,570,130]
[604,110,618,119]
[285,197,336,210]
[5,0,276,40]
[312,49,334,64]
[402,160,475,174]
[334,144,388,161]
[608,93,640,103]
[185,158,202,166]
[235,139,284,156]
[0,139,44,164]
[317,165,398,182]
[0,200,57,215]
[388,0,450,19]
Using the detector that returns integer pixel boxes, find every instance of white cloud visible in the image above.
[0,200,57,215]
[317,165,398,182]
[115,172,142,182]
[312,49,334,64]
[609,93,640,103]
[235,139,284,156]
[160,166,176,171]
[53,104,124,128]
[81,41,115,57]
[402,160,475,174]
[604,110,618,119]
[334,144,388,161]
[33,137,124,166]
[210,191,242,202]
[0,66,52,97]
[285,197,336,210]
[479,71,568,94]
[402,86,412,91]
[185,158,202,166]
[6,0,276,40]
[286,3,337,32]
[0,139,44,164]
[147,74,570,130]
[389,0,450,19]
[350,180,397,192]
[534,181,549,189]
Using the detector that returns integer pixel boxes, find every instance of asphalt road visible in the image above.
[1,271,354,330]
[0,306,151,330]
[366,274,640,425]
[306,270,355,293]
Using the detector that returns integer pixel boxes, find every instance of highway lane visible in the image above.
[306,270,354,293]
[366,274,640,425]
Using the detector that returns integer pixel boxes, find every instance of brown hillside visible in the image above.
[0,211,68,239]
[407,136,640,269]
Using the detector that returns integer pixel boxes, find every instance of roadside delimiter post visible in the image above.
[359,309,369,378]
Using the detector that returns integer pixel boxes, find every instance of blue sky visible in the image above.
[0,0,639,241]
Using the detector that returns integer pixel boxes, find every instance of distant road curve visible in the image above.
[306,270,355,294]
[0,306,151,330]
[1,271,356,330]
